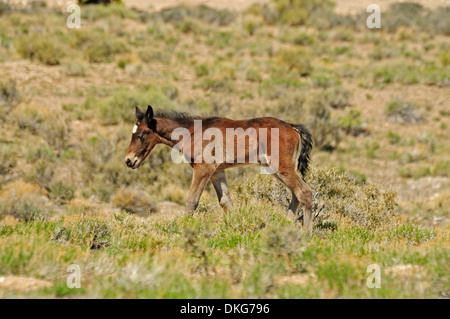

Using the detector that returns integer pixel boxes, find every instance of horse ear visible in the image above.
[135,106,144,121]
[145,105,154,123]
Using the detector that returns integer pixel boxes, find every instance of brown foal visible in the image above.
[125,105,314,231]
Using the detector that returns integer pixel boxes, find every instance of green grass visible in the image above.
[0,0,449,299]
[0,206,447,298]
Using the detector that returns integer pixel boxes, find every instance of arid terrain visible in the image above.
[0,0,448,298]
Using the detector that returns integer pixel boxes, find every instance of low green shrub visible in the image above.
[16,34,66,65]
[271,0,335,26]
[276,48,312,76]
[233,167,397,230]
[62,61,86,76]
[385,98,424,124]
[112,187,155,213]
[0,180,48,222]
[156,5,236,26]
[89,87,178,125]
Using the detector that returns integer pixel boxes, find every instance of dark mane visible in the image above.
[155,110,204,126]
[155,110,208,126]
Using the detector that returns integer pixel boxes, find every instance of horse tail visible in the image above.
[290,124,313,178]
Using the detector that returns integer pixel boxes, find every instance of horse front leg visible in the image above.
[186,165,214,212]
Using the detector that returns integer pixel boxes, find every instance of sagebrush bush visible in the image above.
[308,93,341,150]
[62,61,86,76]
[0,79,19,107]
[383,3,450,35]
[0,1,11,15]
[338,109,366,136]
[0,79,19,121]
[233,167,397,230]
[16,34,66,65]
[321,86,351,109]
[271,0,335,26]
[70,30,128,63]
[88,87,178,125]
[82,3,139,21]
[0,145,16,185]
[12,104,48,134]
[156,5,236,26]
[234,174,290,207]
[0,180,48,221]
[112,187,155,213]
[276,48,312,76]
[385,98,424,124]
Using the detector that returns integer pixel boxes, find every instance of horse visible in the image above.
[125,105,314,231]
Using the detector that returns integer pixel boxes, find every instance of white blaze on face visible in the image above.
[132,124,138,134]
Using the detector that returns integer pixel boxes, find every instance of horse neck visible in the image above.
[154,117,194,148]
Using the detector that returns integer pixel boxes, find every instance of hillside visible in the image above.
[0,0,449,298]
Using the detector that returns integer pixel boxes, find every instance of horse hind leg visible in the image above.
[273,174,300,223]
[275,170,313,232]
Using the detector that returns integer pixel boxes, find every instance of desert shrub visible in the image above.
[0,144,16,185]
[320,86,351,109]
[39,114,71,153]
[156,5,236,26]
[234,174,290,207]
[382,3,450,35]
[0,79,19,120]
[245,68,262,82]
[371,62,450,87]
[0,1,11,15]
[276,49,312,76]
[80,135,117,178]
[330,28,354,42]
[271,0,335,26]
[82,3,139,21]
[387,131,401,145]
[13,105,70,152]
[398,166,432,179]
[16,34,66,65]
[383,2,424,33]
[258,76,307,100]
[194,64,210,78]
[308,167,397,229]
[205,31,239,49]
[90,87,178,125]
[161,83,179,100]
[70,30,128,63]
[370,44,399,61]
[423,7,450,35]
[272,91,306,120]
[138,48,171,64]
[337,109,366,136]
[13,104,48,135]
[0,180,48,221]
[308,95,340,151]
[49,182,75,203]
[311,75,340,88]
[196,76,233,93]
[433,160,449,177]
[233,167,397,230]
[112,187,155,213]
[249,41,274,57]
[85,36,128,63]
[385,98,424,124]
[62,61,86,76]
